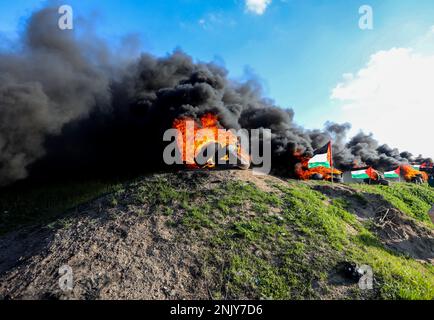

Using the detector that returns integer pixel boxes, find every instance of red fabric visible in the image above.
[366,167,376,179]
[421,162,433,169]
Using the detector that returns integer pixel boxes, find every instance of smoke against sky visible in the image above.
[0,7,112,185]
[0,4,432,186]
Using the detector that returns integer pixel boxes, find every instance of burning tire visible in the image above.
[194,142,250,170]
[227,144,250,170]
[194,142,219,168]
[236,162,250,170]
[411,175,424,185]
[310,173,324,181]
[363,178,372,185]
[332,176,344,184]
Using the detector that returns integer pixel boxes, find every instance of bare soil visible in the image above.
[312,184,434,263]
[0,197,209,300]
[0,171,432,299]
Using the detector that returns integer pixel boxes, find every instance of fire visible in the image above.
[401,165,428,183]
[173,113,250,169]
[294,152,342,181]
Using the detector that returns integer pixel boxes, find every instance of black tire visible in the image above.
[311,173,324,181]
[333,177,344,183]
[379,179,390,186]
[364,178,379,185]
[236,162,250,170]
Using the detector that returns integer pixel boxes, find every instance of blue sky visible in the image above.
[1,0,434,156]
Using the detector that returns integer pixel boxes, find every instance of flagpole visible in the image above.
[330,141,334,185]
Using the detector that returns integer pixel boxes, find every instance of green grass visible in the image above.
[0,180,124,235]
[351,238,434,299]
[133,177,190,206]
[197,183,340,299]
[167,180,434,299]
[352,183,434,225]
[1,175,433,299]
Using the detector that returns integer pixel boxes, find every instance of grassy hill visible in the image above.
[0,170,433,300]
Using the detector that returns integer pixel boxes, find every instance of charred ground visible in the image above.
[0,170,433,300]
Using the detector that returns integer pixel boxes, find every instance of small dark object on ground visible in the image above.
[331,175,344,183]
[412,175,424,185]
[311,173,324,181]
[338,261,364,282]
[378,179,390,186]
[363,178,390,186]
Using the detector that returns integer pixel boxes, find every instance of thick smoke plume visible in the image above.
[0,7,111,185]
[0,6,431,186]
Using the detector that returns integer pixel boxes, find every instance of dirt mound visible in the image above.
[312,184,434,263]
[0,171,433,300]
[373,207,434,262]
[0,170,285,300]
[0,199,207,299]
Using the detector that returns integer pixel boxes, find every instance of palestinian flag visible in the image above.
[308,142,332,169]
[412,165,421,171]
[421,162,433,169]
[384,167,401,179]
[351,167,375,179]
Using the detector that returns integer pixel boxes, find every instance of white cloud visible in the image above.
[245,0,272,15]
[331,47,434,158]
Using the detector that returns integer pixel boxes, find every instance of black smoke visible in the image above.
[0,6,431,186]
[0,7,112,185]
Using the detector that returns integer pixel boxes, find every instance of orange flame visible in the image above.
[294,152,342,181]
[173,113,250,169]
[401,165,428,182]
